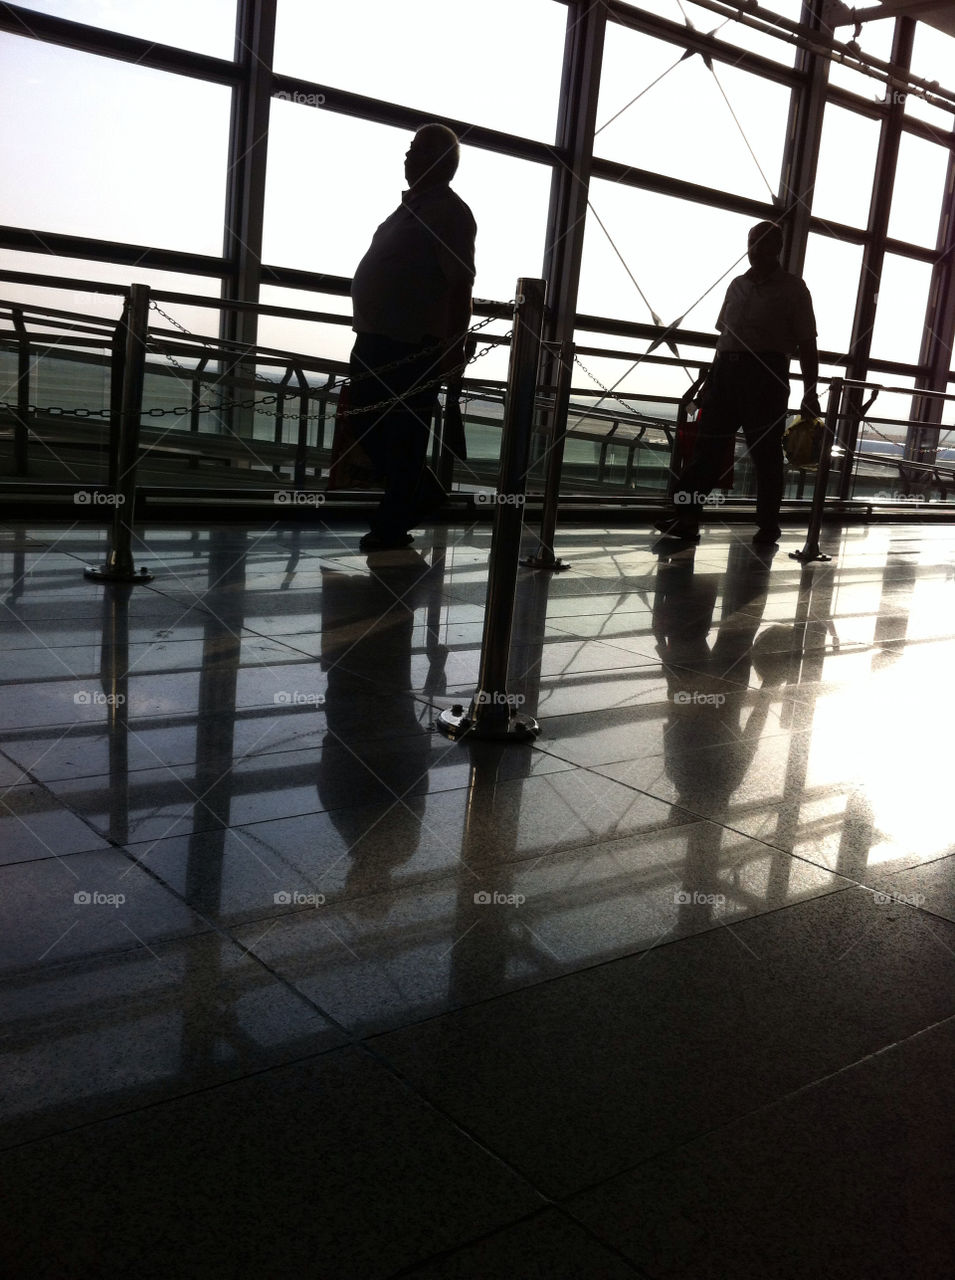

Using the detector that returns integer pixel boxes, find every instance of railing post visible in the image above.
[523,339,573,571]
[438,278,546,742]
[85,283,154,584]
[11,308,31,476]
[790,377,842,564]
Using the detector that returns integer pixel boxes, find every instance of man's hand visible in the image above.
[800,389,821,419]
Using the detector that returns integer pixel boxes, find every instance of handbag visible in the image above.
[327,381,381,490]
[783,414,823,469]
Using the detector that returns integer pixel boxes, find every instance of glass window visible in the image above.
[802,234,862,358]
[827,16,893,100]
[273,0,565,143]
[9,0,237,60]
[0,251,223,336]
[0,36,232,256]
[638,1,803,66]
[596,22,791,203]
[579,180,757,334]
[869,254,933,367]
[812,103,880,230]
[888,132,949,249]
[906,20,955,135]
[262,103,551,311]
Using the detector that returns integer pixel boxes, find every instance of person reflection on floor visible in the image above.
[316,551,446,912]
[652,541,777,928]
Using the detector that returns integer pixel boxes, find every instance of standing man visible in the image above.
[348,123,477,551]
[657,221,820,546]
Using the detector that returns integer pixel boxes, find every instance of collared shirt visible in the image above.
[351,183,476,343]
[715,266,816,357]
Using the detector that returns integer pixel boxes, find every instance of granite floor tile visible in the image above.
[372,888,955,1198]
[230,822,843,1035]
[0,848,208,975]
[568,1017,955,1280]
[0,1046,542,1280]
[0,931,345,1149]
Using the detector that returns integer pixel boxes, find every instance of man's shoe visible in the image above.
[653,517,700,543]
[752,527,781,545]
[359,532,414,551]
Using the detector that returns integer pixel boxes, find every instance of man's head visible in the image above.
[747,221,783,276]
[405,124,460,189]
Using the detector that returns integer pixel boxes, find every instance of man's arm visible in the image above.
[796,336,820,418]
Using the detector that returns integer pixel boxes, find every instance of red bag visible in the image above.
[327,381,380,491]
[675,409,736,490]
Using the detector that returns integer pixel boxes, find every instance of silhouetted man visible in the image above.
[349,124,476,551]
[657,221,819,546]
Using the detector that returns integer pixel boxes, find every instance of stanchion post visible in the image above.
[523,339,573,571]
[85,283,154,584]
[438,279,546,742]
[790,376,842,564]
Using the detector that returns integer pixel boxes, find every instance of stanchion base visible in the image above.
[84,564,154,584]
[436,705,540,742]
[520,555,570,572]
[788,547,832,563]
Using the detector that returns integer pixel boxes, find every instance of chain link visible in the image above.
[572,353,666,423]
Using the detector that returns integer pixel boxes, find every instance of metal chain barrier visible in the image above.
[0,303,513,425]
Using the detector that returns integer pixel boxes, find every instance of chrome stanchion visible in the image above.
[85,284,154,584]
[790,377,841,564]
[438,278,546,742]
[522,339,573,572]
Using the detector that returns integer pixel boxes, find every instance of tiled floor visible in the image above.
[1,518,954,1278]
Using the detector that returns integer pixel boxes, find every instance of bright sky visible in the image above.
[1,0,953,419]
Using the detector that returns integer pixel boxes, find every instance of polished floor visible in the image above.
[1,518,953,1279]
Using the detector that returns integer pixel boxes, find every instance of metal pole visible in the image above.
[12,308,30,476]
[523,340,573,571]
[85,283,154,584]
[790,377,842,564]
[438,278,546,742]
